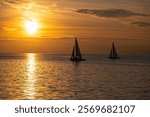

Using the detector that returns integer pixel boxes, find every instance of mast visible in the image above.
[75,37,82,59]
[75,38,78,58]
[112,42,117,57]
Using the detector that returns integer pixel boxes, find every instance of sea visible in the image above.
[0,53,150,100]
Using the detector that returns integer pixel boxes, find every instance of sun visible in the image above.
[25,21,39,34]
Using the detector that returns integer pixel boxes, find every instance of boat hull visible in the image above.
[109,57,120,59]
[70,58,86,62]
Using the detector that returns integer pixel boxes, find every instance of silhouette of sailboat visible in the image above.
[109,42,120,59]
[70,37,86,61]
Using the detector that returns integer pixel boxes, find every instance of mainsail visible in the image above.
[109,42,120,59]
[71,37,85,61]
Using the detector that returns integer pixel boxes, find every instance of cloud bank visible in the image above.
[76,9,150,28]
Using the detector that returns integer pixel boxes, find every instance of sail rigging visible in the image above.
[109,42,120,59]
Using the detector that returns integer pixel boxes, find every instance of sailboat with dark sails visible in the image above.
[109,42,120,59]
[70,37,86,61]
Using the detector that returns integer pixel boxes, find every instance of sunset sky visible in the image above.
[0,0,150,53]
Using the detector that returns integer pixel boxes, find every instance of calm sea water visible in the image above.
[0,53,150,100]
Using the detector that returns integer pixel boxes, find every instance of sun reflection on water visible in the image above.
[24,53,37,99]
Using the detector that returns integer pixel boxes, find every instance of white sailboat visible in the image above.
[70,37,86,61]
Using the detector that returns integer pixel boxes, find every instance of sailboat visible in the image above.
[70,37,86,61]
[109,42,120,59]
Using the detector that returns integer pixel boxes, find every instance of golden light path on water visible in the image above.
[24,53,37,99]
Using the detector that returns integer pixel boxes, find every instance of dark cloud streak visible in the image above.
[2,0,29,4]
[76,9,150,18]
[131,22,150,27]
